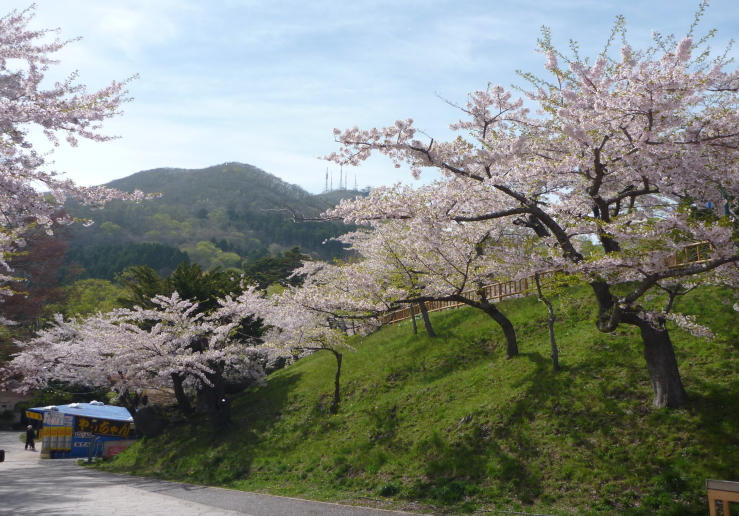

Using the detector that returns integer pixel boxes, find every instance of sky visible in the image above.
[8,0,739,193]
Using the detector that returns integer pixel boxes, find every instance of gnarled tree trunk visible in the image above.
[636,319,687,408]
[303,347,343,413]
[401,294,518,358]
[591,281,687,408]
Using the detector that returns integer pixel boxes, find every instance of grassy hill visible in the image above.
[94,285,739,515]
[64,162,363,273]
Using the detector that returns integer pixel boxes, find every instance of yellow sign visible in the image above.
[26,411,42,420]
[50,426,59,450]
[75,417,133,437]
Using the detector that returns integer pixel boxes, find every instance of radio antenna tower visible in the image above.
[324,168,329,193]
[330,170,333,191]
[339,166,343,190]
[354,173,358,191]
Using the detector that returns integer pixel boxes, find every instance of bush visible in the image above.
[376,482,400,497]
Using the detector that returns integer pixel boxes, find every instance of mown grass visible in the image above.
[93,285,739,515]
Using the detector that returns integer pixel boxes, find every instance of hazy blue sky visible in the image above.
[9,0,739,193]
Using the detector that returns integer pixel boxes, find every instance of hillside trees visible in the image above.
[4,254,358,428]
[53,279,125,318]
[0,6,148,299]
[117,262,241,313]
[115,262,264,424]
[63,163,360,268]
[324,11,739,408]
[0,222,70,329]
[244,246,312,290]
[65,242,190,281]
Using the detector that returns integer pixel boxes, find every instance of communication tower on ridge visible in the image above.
[322,167,360,193]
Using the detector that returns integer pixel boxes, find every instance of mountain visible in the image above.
[64,162,363,277]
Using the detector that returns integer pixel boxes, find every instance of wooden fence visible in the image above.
[381,243,714,325]
[665,241,714,268]
[380,272,556,325]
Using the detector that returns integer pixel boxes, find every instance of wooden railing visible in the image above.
[380,272,556,325]
[381,243,714,325]
[665,242,714,268]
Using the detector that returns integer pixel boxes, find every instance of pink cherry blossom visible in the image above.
[322,19,739,408]
[0,6,155,297]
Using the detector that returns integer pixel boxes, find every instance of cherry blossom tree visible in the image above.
[324,6,739,408]
[284,257,403,339]
[256,289,356,413]
[4,291,269,429]
[334,197,527,358]
[0,6,149,295]
[212,267,375,414]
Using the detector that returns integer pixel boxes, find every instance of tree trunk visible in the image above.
[590,281,686,408]
[202,366,231,431]
[330,350,342,414]
[480,302,518,358]
[534,273,559,372]
[418,302,436,337]
[410,303,418,335]
[117,390,138,418]
[636,320,687,408]
[171,373,192,413]
[547,314,559,372]
[304,347,343,413]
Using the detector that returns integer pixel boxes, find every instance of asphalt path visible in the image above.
[0,431,424,516]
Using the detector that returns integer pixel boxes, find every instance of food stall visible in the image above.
[26,402,137,459]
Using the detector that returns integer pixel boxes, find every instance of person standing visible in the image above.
[25,425,36,451]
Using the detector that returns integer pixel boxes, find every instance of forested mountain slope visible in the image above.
[64,162,362,274]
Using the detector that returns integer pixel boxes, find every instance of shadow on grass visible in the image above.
[104,369,305,486]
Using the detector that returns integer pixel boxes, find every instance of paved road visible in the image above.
[0,431,423,516]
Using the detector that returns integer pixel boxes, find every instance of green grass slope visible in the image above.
[97,286,739,515]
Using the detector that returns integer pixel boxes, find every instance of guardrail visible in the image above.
[381,243,714,325]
